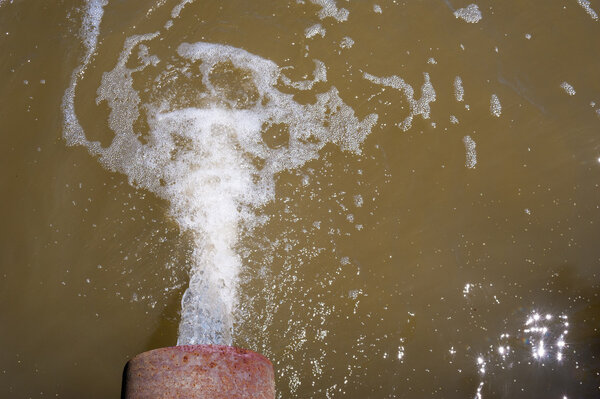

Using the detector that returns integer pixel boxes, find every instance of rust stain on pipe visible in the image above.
[121,345,275,398]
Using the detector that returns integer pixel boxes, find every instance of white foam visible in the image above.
[340,36,355,49]
[171,0,195,18]
[363,72,436,131]
[577,0,599,21]
[490,94,502,117]
[305,23,326,38]
[561,81,576,96]
[64,29,377,345]
[62,0,108,150]
[454,76,464,102]
[310,0,349,22]
[463,136,477,168]
[373,4,382,14]
[454,4,482,23]
[280,60,327,90]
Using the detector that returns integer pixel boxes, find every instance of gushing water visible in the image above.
[63,0,376,345]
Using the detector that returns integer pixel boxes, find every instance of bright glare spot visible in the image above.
[398,347,405,360]
[533,313,541,321]
[477,357,484,365]
[536,341,545,358]
[545,314,552,320]
[475,382,484,399]
[557,340,565,348]
[463,283,472,296]
[557,352,563,361]
[498,346,505,355]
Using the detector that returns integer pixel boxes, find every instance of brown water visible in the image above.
[2,0,600,398]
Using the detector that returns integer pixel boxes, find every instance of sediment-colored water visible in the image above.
[1,0,600,397]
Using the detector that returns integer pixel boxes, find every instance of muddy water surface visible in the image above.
[1,0,600,398]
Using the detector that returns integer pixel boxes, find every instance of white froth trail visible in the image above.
[577,0,599,21]
[280,59,327,90]
[63,3,377,345]
[171,0,195,18]
[62,0,108,150]
[363,72,436,131]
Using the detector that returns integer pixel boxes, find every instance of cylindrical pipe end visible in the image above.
[121,345,275,398]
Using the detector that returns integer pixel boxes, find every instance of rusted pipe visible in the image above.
[121,345,275,398]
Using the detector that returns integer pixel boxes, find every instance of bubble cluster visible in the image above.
[463,136,477,169]
[561,82,576,96]
[454,76,464,102]
[490,94,501,117]
[340,36,355,49]
[309,0,349,22]
[577,0,598,21]
[305,23,326,39]
[454,4,482,24]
